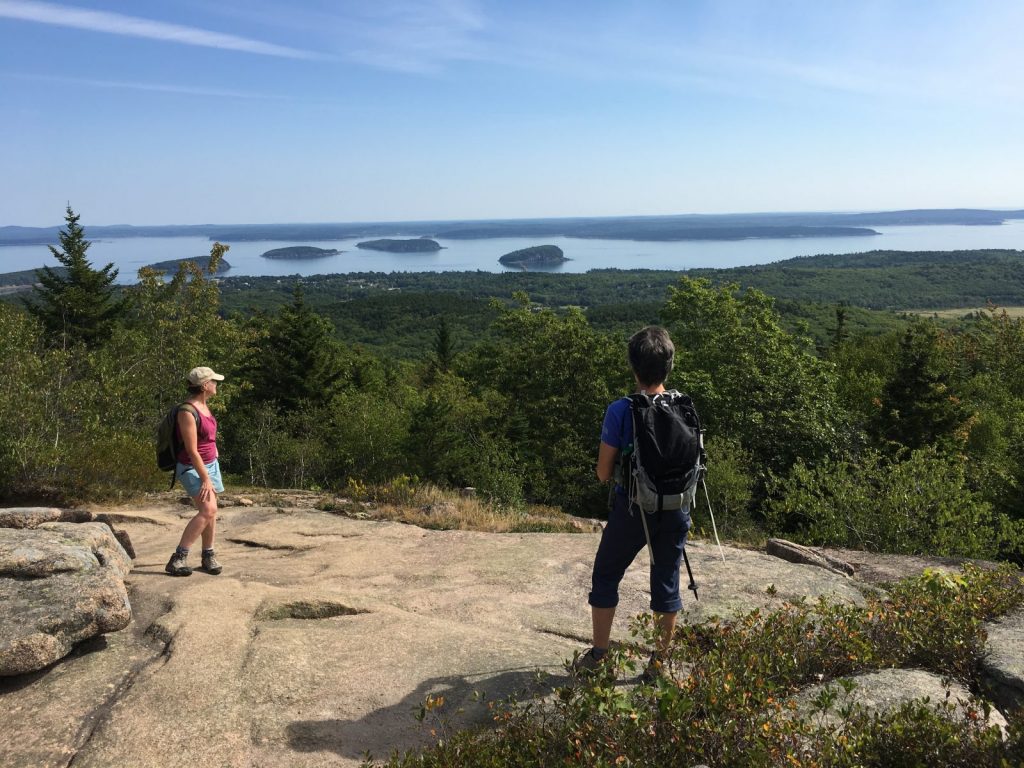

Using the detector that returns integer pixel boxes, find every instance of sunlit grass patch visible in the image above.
[319,478,595,534]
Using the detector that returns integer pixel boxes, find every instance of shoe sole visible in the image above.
[165,568,192,577]
[200,566,223,575]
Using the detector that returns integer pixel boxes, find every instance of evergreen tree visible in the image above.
[432,315,455,374]
[243,285,346,411]
[831,303,849,347]
[874,323,968,451]
[24,206,126,348]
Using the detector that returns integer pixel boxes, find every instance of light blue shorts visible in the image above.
[176,459,225,497]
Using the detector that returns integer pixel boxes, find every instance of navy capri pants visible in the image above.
[588,491,692,613]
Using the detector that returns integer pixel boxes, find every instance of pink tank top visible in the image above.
[177,408,218,466]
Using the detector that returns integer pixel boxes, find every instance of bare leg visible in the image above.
[177,495,218,550]
[654,610,677,655]
[200,500,217,549]
[591,606,616,650]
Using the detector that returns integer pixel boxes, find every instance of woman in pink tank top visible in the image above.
[165,366,227,577]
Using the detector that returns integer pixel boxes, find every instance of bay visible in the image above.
[2,221,1024,284]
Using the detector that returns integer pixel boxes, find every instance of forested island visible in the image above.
[145,256,231,273]
[356,238,443,253]
[498,244,568,267]
[260,246,341,260]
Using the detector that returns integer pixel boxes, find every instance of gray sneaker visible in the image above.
[165,552,192,577]
[200,551,223,575]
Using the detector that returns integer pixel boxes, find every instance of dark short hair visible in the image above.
[187,384,204,395]
[628,326,674,387]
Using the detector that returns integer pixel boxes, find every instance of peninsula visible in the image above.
[356,238,443,253]
[261,246,341,260]
[498,244,568,267]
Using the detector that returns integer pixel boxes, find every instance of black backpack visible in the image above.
[625,391,706,512]
[156,403,199,473]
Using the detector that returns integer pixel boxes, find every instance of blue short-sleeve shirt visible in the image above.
[601,396,633,452]
[602,397,633,496]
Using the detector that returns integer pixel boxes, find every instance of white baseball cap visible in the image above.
[187,366,225,386]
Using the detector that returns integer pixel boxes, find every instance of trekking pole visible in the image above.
[681,545,698,600]
[640,507,656,566]
[701,477,726,563]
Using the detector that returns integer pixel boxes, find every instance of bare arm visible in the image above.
[596,441,619,483]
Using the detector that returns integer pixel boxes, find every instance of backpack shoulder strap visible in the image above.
[177,402,200,427]
[173,404,201,443]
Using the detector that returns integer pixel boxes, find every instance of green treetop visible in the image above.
[242,284,347,411]
[24,206,127,348]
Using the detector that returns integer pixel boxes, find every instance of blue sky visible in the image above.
[1,0,1022,226]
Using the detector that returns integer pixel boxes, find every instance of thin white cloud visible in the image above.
[202,0,488,74]
[340,0,487,74]
[4,71,279,99]
[0,0,329,60]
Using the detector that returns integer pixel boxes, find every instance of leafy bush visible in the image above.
[765,447,1023,559]
[662,278,846,477]
[697,436,759,543]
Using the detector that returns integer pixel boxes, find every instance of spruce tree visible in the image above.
[246,285,346,411]
[24,206,126,348]
[875,323,968,451]
[433,315,455,373]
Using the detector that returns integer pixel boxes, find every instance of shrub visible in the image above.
[698,436,759,544]
[764,447,1023,559]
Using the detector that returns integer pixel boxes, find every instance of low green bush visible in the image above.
[765,447,1024,559]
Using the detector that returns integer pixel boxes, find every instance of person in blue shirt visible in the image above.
[574,326,692,680]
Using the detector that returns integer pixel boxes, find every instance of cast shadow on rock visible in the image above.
[0,635,110,694]
[286,665,570,761]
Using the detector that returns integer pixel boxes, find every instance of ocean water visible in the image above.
[2,221,1023,284]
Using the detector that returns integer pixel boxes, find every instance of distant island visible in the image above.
[144,256,231,274]
[356,238,442,253]
[261,246,341,260]
[498,244,568,268]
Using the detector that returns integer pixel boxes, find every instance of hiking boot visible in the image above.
[572,647,609,677]
[200,551,223,575]
[640,652,665,685]
[165,552,192,577]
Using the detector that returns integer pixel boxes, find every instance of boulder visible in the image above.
[0,523,132,676]
[982,609,1024,710]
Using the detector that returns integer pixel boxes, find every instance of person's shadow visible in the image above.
[286,664,572,761]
